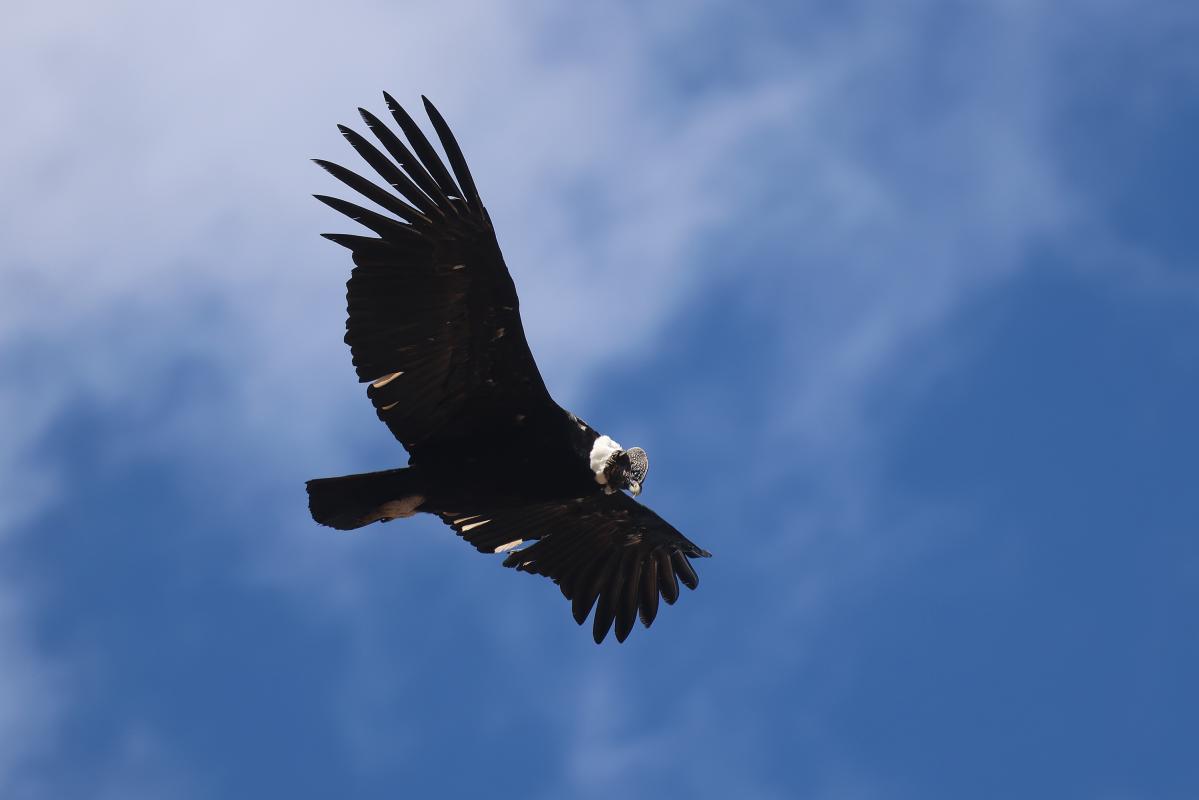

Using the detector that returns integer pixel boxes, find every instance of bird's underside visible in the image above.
[305,94,710,643]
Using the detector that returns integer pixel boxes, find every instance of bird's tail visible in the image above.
[305,467,428,530]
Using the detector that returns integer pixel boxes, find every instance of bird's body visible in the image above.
[306,95,709,643]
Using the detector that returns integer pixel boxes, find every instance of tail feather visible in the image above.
[305,467,426,530]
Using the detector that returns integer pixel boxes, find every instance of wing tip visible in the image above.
[318,232,353,249]
[312,193,339,209]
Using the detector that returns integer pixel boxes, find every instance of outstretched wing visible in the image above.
[316,94,555,457]
[440,493,711,644]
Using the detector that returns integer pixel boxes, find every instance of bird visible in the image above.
[305,94,710,643]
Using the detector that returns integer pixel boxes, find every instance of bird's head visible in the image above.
[604,447,649,496]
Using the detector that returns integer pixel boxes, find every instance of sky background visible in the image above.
[2,1,1197,797]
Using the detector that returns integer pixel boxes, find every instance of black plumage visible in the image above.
[305,95,710,643]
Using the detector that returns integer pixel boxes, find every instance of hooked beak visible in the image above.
[629,481,642,497]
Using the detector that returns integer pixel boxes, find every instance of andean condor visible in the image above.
[305,95,711,643]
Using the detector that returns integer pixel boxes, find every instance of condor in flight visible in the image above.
[305,95,710,643]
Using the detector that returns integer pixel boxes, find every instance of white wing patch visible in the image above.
[493,539,524,553]
[371,371,403,388]
[589,435,623,485]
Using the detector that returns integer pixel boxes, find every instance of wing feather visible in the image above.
[614,554,642,643]
[383,94,467,208]
[341,118,442,217]
[658,550,680,605]
[313,159,430,225]
[639,552,661,626]
[592,574,618,645]
[440,492,709,643]
[671,550,700,590]
[317,95,556,454]
[422,96,484,211]
[314,194,417,240]
[572,555,612,625]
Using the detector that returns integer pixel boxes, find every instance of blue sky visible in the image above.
[2,1,1197,797]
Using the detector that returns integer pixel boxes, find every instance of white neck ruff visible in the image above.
[589,435,623,485]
